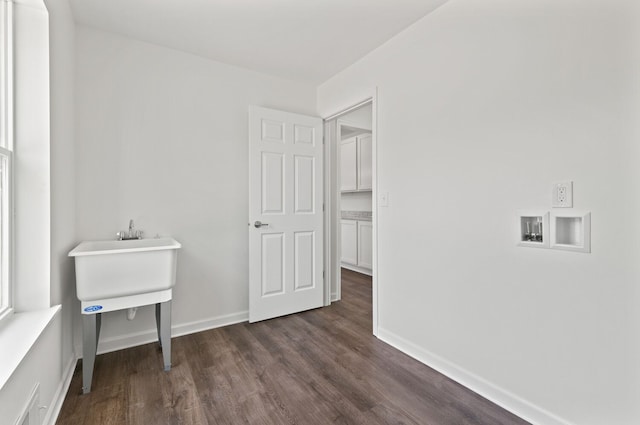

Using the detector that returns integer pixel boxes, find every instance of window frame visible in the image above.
[0,0,13,319]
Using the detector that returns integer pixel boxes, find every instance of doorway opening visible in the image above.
[323,99,377,335]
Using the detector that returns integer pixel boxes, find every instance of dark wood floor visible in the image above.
[57,269,529,425]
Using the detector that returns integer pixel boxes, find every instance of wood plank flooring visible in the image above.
[57,269,529,425]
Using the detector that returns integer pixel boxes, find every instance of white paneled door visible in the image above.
[249,106,324,323]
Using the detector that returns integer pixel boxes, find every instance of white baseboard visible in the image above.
[76,311,249,357]
[376,327,573,425]
[331,292,340,302]
[43,354,77,425]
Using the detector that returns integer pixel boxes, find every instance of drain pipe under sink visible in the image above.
[127,307,138,320]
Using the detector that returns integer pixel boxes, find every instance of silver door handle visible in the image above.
[254,221,269,228]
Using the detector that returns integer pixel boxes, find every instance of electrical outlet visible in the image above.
[552,181,573,208]
[558,186,567,203]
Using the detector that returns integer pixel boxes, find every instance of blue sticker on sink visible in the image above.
[84,305,103,313]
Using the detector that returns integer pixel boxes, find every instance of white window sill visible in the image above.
[0,305,61,391]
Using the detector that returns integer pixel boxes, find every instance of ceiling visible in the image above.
[68,0,449,84]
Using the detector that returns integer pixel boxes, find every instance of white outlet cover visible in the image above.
[552,181,573,208]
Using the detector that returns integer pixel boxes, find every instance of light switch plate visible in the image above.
[552,181,573,208]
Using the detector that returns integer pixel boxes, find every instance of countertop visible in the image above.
[341,211,372,221]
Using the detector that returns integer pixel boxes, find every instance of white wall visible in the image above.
[319,1,640,424]
[75,26,317,351]
[46,0,77,383]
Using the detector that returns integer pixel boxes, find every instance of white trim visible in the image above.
[42,354,76,425]
[323,118,342,304]
[322,120,334,307]
[12,0,51,311]
[370,90,378,336]
[75,310,249,357]
[1,0,13,151]
[0,306,12,322]
[14,382,39,425]
[0,0,13,318]
[377,327,574,425]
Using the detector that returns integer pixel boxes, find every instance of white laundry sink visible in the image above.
[69,237,181,393]
[69,237,181,303]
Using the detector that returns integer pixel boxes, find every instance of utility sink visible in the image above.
[69,237,181,393]
[69,237,181,303]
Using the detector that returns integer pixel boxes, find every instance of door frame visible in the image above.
[322,90,379,336]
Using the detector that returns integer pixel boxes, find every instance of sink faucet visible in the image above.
[117,219,143,240]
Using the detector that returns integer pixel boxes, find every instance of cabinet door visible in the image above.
[340,138,357,191]
[357,221,373,269]
[341,220,358,265]
[357,134,372,191]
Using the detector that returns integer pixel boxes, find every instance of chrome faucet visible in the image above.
[117,219,143,240]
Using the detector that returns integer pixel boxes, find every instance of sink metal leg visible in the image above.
[155,303,162,347]
[157,301,172,371]
[82,313,101,394]
[96,313,102,349]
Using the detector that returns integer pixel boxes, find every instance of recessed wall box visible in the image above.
[517,211,549,248]
[550,211,591,253]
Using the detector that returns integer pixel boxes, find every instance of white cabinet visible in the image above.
[340,138,357,192]
[357,221,373,269]
[340,134,372,192]
[357,134,372,191]
[341,219,372,274]
[340,219,358,265]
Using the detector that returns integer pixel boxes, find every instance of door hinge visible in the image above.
[322,203,325,212]
[323,270,325,279]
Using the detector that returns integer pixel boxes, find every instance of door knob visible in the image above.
[254,221,269,228]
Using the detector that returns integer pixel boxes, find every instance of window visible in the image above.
[0,0,12,317]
